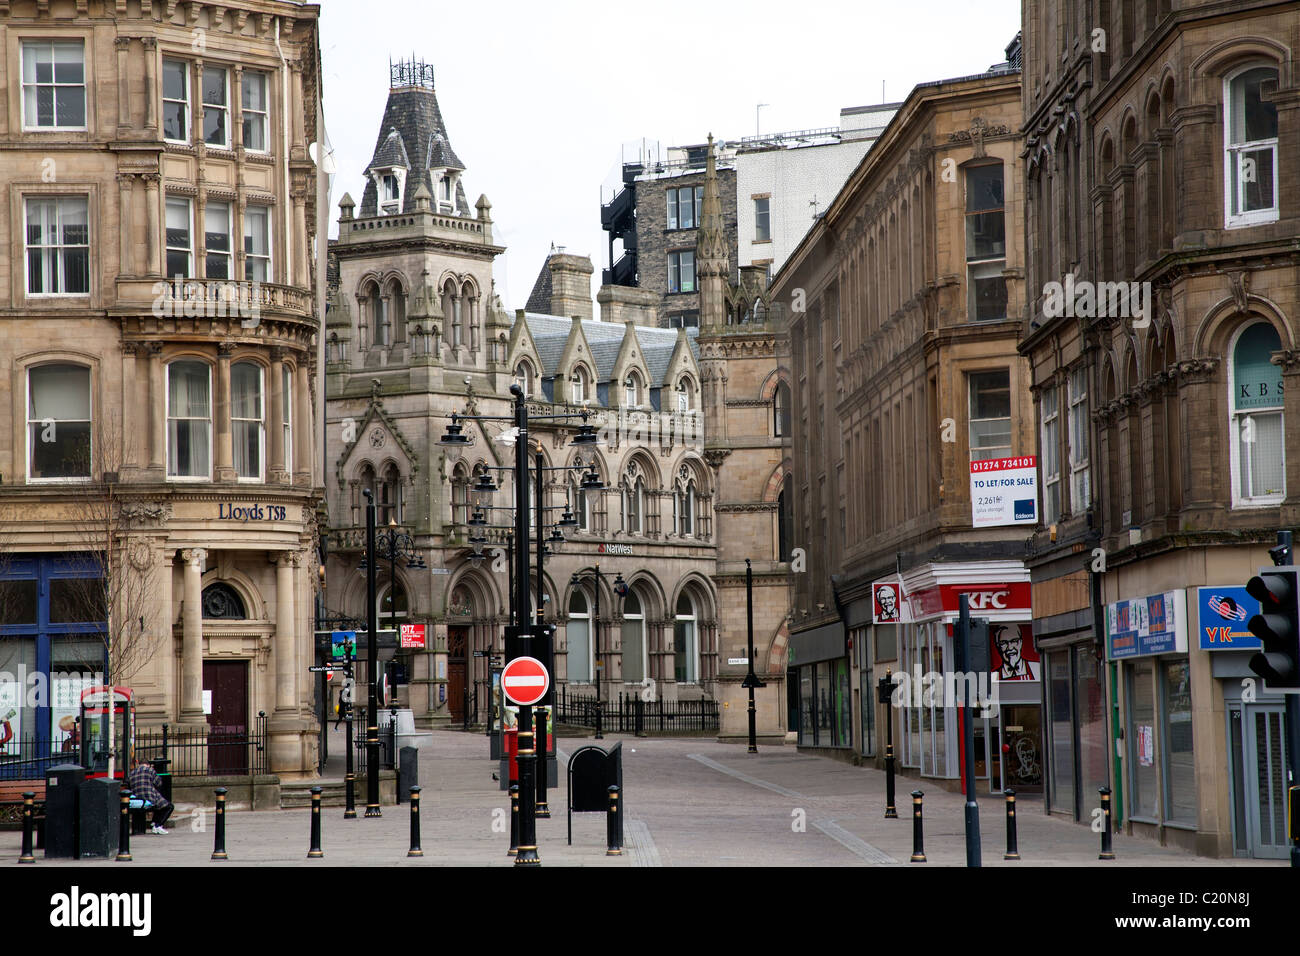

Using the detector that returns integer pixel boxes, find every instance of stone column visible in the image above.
[180,548,207,724]
[192,60,204,148]
[294,359,311,485]
[115,36,130,130]
[120,343,140,477]
[117,172,135,277]
[143,173,161,276]
[293,189,308,288]
[148,343,165,475]
[232,65,244,153]
[141,37,157,131]
[215,342,235,481]
[268,348,287,482]
[274,552,297,712]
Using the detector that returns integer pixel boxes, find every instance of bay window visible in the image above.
[244,205,270,282]
[165,196,192,279]
[241,71,269,152]
[202,66,229,147]
[205,202,232,279]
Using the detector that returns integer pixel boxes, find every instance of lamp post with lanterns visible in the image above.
[440,384,602,865]
[569,564,628,739]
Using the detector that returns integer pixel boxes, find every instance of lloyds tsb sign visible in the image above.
[218,502,288,521]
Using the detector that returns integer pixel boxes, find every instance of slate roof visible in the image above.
[519,313,698,385]
[524,258,553,314]
[359,84,470,217]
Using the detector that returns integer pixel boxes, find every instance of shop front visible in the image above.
[1106,590,1197,846]
[898,563,1039,793]
[789,620,851,749]
[1195,585,1292,860]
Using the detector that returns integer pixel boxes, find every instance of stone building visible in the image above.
[1021,0,1300,859]
[0,0,327,779]
[772,49,1032,775]
[325,61,719,728]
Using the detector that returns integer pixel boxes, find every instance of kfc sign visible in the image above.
[907,582,1032,621]
[872,579,911,624]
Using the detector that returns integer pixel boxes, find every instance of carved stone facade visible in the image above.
[0,0,327,779]
[1020,0,1300,858]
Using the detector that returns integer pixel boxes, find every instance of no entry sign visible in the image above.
[501,656,550,706]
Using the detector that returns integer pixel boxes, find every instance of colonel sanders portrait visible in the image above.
[875,585,900,622]
[993,624,1040,681]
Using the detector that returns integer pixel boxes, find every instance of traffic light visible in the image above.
[1245,568,1300,690]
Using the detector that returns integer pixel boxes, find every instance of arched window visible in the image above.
[380,463,403,524]
[231,361,264,481]
[622,463,644,534]
[388,278,406,344]
[568,475,589,531]
[1230,321,1284,505]
[1224,64,1279,227]
[673,463,696,536]
[27,363,91,481]
[675,376,693,413]
[777,473,793,561]
[515,362,535,398]
[442,280,461,348]
[451,462,469,525]
[567,589,591,683]
[673,591,697,683]
[624,371,642,408]
[571,365,589,404]
[621,588,644,683]
[773,380,791,437]
[369,283,389,348]
[167,359,212,479]
[380,580,408,631]
[358,462,377,524]
[201,582,246,619]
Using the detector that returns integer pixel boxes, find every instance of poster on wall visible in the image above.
[871,579,911,624]
[990,622,1041,681]
[1138,725,1154,766]
[1106,590,1188,659]
[970,456,1038,527]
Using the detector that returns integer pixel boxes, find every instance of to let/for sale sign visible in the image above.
[970,456,1038,527]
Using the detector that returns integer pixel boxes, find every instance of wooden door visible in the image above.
[448,626,467,725]
[204,660,249,775]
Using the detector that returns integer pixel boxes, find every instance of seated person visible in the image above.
[128,755,173,834]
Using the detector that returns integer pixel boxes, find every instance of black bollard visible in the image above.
[536,706,551,819]
[1099,786,1115,860]
[212,788,229,861]
[344,770,356,820]
[1003,789,1020,860]
[308,786,323,859]
[19,792,35,864]
[606,785,623,856]
[909,790,926,863]
[116,789,132,862]
[508,784,520,856]
[408,786,423,858]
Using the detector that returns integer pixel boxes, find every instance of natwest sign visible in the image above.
[907,582,1031,620]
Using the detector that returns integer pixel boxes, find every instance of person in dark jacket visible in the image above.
[129,755,173,833]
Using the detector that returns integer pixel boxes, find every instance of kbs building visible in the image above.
[1021,0,1300,858]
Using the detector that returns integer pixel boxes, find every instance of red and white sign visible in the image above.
[400,623,426,649]
[501,656,550,706]
[907,582,1032,622]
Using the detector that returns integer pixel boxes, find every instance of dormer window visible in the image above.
[441,177,452,202]
[374,167,406,216]
[571,366,589,404]
[624,373,642,408]
[382,175,400,213]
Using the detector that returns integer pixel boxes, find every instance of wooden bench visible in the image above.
[0,781,47,847]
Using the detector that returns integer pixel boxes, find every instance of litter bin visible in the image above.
[152,757,172,804]
[79,777,120,858]
[44,763,85,859]
[398,746,418,803]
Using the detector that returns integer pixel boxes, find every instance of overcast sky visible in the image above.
[319,0,1021,311]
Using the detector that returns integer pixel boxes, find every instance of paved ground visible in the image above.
[1,729,1284,867]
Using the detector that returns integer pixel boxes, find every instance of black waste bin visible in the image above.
[44,764,85,859]
[398,746,418,804]
[152,757,173,804]
[78,777,120,858]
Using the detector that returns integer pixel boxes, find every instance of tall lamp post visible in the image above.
[441,384,601,866]
[741,559,767,753]
[362,489,381,817]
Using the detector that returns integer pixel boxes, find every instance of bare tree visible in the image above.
[59,410,161,779]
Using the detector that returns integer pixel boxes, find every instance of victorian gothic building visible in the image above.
[325,61,721,728]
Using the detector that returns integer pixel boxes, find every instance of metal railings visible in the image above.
[555,687,719,734]
[135,713,270,778]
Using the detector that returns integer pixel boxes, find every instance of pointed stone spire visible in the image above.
[696,134,729,329]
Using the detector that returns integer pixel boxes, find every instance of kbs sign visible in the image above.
[970,456,1038,527]
[399,624,426,649]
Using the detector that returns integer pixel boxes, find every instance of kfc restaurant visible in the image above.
[892,561,1042,793]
